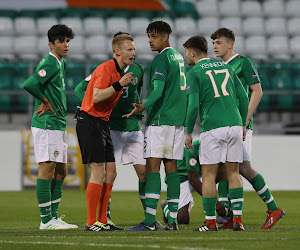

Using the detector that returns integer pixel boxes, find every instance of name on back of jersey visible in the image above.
[170,54,184,61]
[199,61,224,69]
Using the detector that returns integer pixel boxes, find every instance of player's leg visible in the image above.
[240,129,284,229]
[216,164,229,224]
[134,164,147,212]
[194,164,219,231]
[164,159,180,230]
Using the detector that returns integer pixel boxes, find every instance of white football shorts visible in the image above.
[243,129,253,161]
[199,126,243,165]
[31,127,67,163]
[178,180,194,211]
[110,130,146,165]
[144,125,185,160]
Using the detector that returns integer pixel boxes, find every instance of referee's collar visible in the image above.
[113,58,124,76]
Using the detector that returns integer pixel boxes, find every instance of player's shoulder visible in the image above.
[236,54,255,64]
[36,54,59,73]
[95,59,115,73]
[130,61,144,72]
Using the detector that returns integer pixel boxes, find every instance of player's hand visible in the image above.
[119,72,133,87]
[242,126,246,141]
[185,133,193,149]
[122,102,145,118]
[36,98,56,118]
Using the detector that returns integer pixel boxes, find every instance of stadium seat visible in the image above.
[36,17,58,35]
[270,63,293,110]
[60,17,84,36]
[245,36,267,62]
[0,62,13,112]
[257,63,271,90]
[12,62,30,112]
[197,17,219,36]
[174,1,198,18]
[233,35,245,55]
[240,0,263,17]
[0,37,14,61]
[267,36,290,61]
[220,17,243,36]
[243,17,265,36]
[195,0,219,17]
[176,35,191,55]
[265,18,287,36]
[14,17,37,36]
[14,36,39,61]
[67,35,85,61]
[289,36,300,61]
[83,17,106,36]
[37,36,50,57]
[0,17,14,36]
[129,17,150,36]
[286,0,300,18]
[219,0,241,17]
[287,18,300,36]
[134,35,154,63]
[262,0,285,17]
[258,95,272,111]
[106,17,129,36]
[84,35,109,61]
[174,17,197,36]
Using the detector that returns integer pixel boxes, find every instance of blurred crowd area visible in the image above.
[0,0,300,134]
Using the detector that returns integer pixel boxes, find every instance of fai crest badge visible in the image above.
[54,151,59,157]
[189,158,197,166]
[38,69,46,77]
[131,76,138,85]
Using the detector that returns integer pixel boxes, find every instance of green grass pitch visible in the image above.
[0,190,299,250]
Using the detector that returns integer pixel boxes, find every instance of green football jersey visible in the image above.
[225,54,261,130]
[186,58,243,132]
[31,53,67,131]
[176,140,201,183]
[146,47,187,126]
[110,62,144,131]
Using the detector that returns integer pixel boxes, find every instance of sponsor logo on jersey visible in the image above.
[85,74,92,81]
[54,151,59,157]
[189,158,197,166]
[154,71,164,76]
[38,69,46,77]
[131,76,138,85]
[252,74,259,78]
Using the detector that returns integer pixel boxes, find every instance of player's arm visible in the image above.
[186,146,202,195]
[185,93,199,149]
[234,74,249,127]
[243,59,263,127]
[247,83,263,127]
[123,80,165,118]
[24,75,55,117]
[93,72,133,103]
[74,79,89,102]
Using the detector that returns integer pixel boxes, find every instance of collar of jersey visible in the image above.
[224,53,239,64]
[197,57,210,64]
[113,58,123,76]
[160,47,172,54]
[49,52,62,65]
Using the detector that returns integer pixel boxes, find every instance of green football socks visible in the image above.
[144,173,161,226]
[250,173,278,211]
[166,172,180,225]
[218,181,230,212]
[229,187,244,217]
[37,179,52,224]
[50,179,63,219]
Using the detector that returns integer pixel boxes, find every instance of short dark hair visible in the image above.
[113,31,130,38]
[211,28,235,41]
[146,21,172,34]
[48,24,75,44]
[183,36,208,54]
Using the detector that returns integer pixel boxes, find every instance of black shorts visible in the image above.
[76,111,115,164]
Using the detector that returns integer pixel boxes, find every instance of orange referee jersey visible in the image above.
[80,59,123,121]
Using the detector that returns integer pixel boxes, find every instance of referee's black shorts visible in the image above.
[76,111,115,164]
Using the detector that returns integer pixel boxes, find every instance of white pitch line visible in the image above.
[0,240,223,250]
